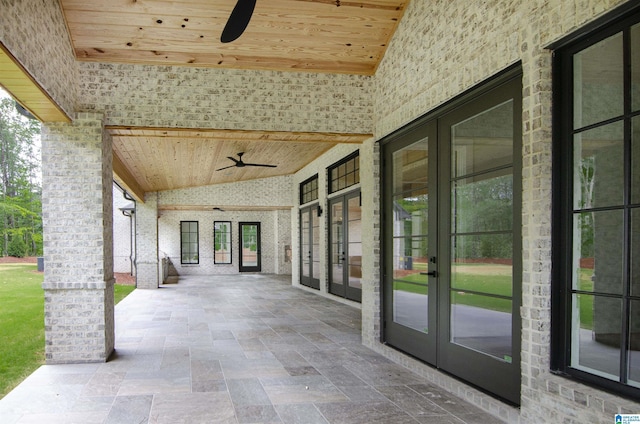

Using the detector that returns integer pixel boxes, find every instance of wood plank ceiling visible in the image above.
[61,0,407,75]
[56,0,407,201]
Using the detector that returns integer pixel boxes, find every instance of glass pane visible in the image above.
[452,100,513,177]
[392,138,428,193]
[393,191,428,237]
[452,170,512,233]
[348,253,362,289]
[627,300,640,387]
[631,23,640,112]
[451,259,512,298]
[331,200,344,286]
[348,196,361,223]
[631,209,640,297]
[571,293,620,380]
[633,117,640,203]
[393,281,428,332]
[393,237,429,280]
[451,292,512,361]
[451,234,513,296]
[573,210,624,295]
[573,122,624,209]
[573,32,623,129]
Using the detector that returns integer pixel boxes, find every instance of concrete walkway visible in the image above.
[0,274,503,423]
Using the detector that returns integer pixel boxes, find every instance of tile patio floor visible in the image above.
[0,274,504,423]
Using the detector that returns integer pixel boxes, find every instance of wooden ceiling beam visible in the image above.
[107,127,372,144]
[112,151,146,203]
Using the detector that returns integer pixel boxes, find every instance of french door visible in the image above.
[329,190,362,302]
[300,205,320,289]
[382,73,522,404]
[239,222,261,272]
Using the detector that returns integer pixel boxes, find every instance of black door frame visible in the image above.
[300,204,320,289]
[239,222,261,272]
[328,189,362,302]
[381,65,522,405]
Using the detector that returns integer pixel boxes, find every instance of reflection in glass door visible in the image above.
[437,88,522,405]
[383,73,521,404]
[239,222,261,272]
[300,205,320,289]
[329,191,362,302]
[383,132,437,363]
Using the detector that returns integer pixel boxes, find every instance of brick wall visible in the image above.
[41,113,115,363]
[292,143,365,307]
[158,209,289,276]
[136,192,159,289]
[76,63,372,133]
[157,175,293,275]
[372,0,637,422]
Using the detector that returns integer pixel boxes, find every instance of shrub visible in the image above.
[7,235,27,258]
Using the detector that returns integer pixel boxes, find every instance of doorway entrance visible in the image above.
[382,72,522,404]
[239,222,261,272]
[300,205,321,289]
[329,190,362,302]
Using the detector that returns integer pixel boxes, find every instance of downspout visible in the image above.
[119,188,137,279]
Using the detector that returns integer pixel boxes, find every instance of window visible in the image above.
[328,152,359,194]
[180,221,199,264]
[552,5,640,397]
[300,174,319,204]
[214,221,232,264]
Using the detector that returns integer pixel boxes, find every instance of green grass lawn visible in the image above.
[0,264,135,399]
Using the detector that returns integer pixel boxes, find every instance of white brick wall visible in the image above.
[372,0,637,422]
[76,63,372,133]
[292,143,365,307]
[136,192,159,289]
[158,209,290,276]
[5,0,640,419]
[41,114,115,363]
[157,175,294,275]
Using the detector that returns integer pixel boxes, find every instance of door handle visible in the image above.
[420,271,438,277]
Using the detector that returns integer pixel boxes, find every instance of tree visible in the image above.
[0,96,42,256]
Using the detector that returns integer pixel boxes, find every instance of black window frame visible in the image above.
[328,151,360,194]
[551,2,640,399]
[300,174,319,205]
[180,220,199,264]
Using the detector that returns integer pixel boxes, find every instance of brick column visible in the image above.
[41,113,115,364]
[136,192,160,289]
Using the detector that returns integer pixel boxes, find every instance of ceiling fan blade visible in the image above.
[215,164,236,171]
[244,163,277,168]
[220,0,257,43]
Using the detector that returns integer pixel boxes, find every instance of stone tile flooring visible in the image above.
[0,274,504,423]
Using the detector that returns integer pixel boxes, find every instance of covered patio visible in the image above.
[0,275,498,424]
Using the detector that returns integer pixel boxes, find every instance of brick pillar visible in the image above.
[41,113,115,364]
[136,192,160,289]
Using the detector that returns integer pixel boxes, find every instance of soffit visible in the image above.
[59,0,408,76]
[109,126,370,201]
[0,43,71,122]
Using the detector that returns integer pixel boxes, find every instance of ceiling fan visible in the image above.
[220,0,257,43]
[216,152,277,171]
